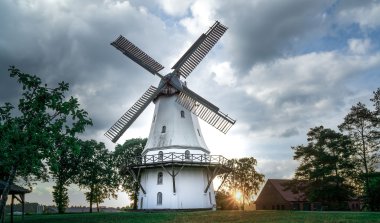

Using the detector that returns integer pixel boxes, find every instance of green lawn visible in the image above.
[5,210,380,223]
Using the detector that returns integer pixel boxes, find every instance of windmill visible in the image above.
[106,21,235,210]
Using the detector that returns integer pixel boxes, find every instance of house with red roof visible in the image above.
[255,179,317,211]
[255,179,361,211]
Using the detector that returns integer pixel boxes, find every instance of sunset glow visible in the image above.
[234,191,242,202]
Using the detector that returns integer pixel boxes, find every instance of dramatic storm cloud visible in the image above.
[1,0,379,207]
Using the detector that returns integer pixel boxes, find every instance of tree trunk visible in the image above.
[361,129,372,211]
[56,178,66,214]
[0,166,16,222]
[89,187,93,213]
[242,187,245,211]
[133,184,138,210]
[96,202,99,212]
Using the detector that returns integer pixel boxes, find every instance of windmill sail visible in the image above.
[111,35,164,75]
[172,21,228,79]
[176,87,235,134]
[105,86,160,143]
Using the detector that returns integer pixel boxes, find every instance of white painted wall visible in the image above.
[138,167,215,209]
[138,94,216,210]
[143,94,209,155]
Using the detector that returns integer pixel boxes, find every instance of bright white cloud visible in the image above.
[180,0,218,36]
[348,38,371,54]
[156,0,194,17]
[211,61,237,87]
[338,2,380,29]
[243,51,380,105]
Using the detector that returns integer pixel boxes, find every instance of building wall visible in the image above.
[255,181,291,210]
[138,167,215,209]
[143,94,209,155]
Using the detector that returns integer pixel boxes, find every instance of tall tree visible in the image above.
[48,91,92,213]
[338,102,379,210]
[49,137,83,213]
[291,126,356,210]
[219,157,264,210]
[371,88,380,115]
[113,138,147,210]
[77,140,118,213]
[0,67,91,218]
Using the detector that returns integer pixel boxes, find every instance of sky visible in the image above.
[1,0,380,208]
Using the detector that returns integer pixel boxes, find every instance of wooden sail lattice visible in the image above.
[105,86,159,142]
[111,35,164,75]
[172,21,228,79]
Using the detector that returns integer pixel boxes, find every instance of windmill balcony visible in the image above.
[126,152,230,169]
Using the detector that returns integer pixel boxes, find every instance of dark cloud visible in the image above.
[279,128,299,138]
[216,0,331,73]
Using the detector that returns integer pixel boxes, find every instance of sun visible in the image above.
[234,191,242,202]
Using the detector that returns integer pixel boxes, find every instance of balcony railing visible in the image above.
[127,152,230,167]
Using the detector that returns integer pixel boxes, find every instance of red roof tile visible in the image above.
[268,179,306,202]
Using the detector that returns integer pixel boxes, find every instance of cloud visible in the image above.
[155,0,194,17]
[348,38,371,54]
[337,1,380,29]
[214,0,331,72]
[280,128,299,138]
[211,61,237,87]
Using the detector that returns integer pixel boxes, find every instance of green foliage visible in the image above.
[48,108,91,213]
[77,140,118,213]
[291,126,356,209]
[339,101,379,210]
[219,157,265,210]
[113,138,147,210]
[52,182,69,214]
[215,190,239,210]
[371,88,380,114]
[0,66,92,218]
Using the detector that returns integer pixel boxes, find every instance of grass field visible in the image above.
[5,210,380,223]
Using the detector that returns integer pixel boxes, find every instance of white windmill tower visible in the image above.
[105,21,236,210]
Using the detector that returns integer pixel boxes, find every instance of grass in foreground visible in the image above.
[5,210,380,223]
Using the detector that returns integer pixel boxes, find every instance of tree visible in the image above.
[219,157,264,210]
[49,137,83,213]
[0,67,91,218]
[291,126,356,210]
[113,138,147,210]
[338,102,379,210]
[215,189,239,210]
[371,88,380,115]
[77,140,118,213]
[367,172,380,211]
[48,104,92,213]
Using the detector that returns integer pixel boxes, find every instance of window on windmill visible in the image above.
[158,151,163,161]
[197,129,201,137]
[185,150,190,159]
[180,110,185,118]
[161,125,166,133]
[157,172,163,185]
[152,115,156,122]
[157,192,162,205]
